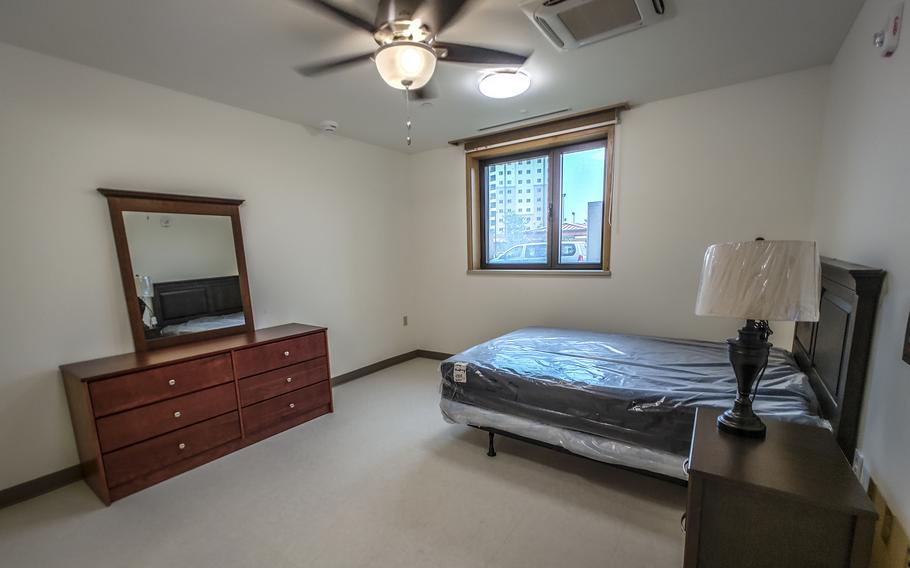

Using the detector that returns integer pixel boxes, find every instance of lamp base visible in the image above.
[717,406,767,438]
[717,319,771,439]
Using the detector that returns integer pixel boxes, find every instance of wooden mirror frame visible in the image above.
[99,188,255,352]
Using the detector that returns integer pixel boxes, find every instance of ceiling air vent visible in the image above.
[521,0,667,51]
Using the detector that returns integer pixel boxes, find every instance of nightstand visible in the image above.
[683,407,877,567]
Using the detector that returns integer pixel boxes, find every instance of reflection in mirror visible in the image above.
[122,212,245,340]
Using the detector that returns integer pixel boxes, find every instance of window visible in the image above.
[480,139,609,269]
[459,105,622,273]
[501,245,524,260]
[526,244,546,259]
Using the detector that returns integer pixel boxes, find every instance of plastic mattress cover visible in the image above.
[439,327,829,457]
[440,398,689,480]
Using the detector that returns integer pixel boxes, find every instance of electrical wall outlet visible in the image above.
[884,507,895,545]
[869,479,910,567]
[402,315,408,326]
[853,450,871,490]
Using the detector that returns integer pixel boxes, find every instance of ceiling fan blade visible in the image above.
[415,0,472,34]
[294,0,376,33]
[434,42,530,66]
[295,52,374,77]
[412,79,438,100]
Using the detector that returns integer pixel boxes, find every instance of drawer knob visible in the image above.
[174,411,182,418]
[178,442,186,450]
[283,351,290,357]
[289,403,295,409]
[168,379,176,386]
[286,377,293,383]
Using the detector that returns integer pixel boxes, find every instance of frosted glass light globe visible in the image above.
[478,70,531,99]
[374,41,437,90]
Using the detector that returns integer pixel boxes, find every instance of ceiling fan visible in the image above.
[293,0,532,99]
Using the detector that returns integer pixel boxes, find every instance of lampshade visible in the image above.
[374,41,436,90]
[695,240,821,322]
[135,275,154,298]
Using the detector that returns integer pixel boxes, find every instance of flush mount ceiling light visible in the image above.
[374,41,437,90]
[478,70,531,99]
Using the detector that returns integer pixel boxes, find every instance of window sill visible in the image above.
[467,269,612,277]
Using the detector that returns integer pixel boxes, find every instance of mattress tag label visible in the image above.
[453,362,467,383]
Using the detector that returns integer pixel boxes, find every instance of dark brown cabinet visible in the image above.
[683,407,876,568]
[61,323,331,504]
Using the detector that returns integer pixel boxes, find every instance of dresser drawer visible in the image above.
[96,383,238,453]
[233,332,326,379]
[90,354,233,417]
[242,380,332,434]
[104,411,241,487]
[238,357,329,407]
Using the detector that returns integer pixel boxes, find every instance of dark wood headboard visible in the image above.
[152,275,243,327]
[793,257,884,461]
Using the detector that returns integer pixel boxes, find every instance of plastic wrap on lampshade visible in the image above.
[695,240,821,322]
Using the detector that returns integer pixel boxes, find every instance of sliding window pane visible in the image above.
[484,155,550,265]
[558,144,605,265]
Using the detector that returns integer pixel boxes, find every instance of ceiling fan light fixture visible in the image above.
[374,41,437,90]
[478,70,531,99]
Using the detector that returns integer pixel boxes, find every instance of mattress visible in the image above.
[159,312,246,336]
[439,327,828,456]
[440,398,689,480]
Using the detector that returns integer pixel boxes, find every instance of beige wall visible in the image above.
[811,0,910,525]
[408,67,828,354]
[0,43,416,490]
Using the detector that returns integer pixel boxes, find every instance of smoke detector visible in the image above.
[318,120,339,133]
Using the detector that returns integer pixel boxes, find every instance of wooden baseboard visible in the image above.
[415,349,453,360]
[1,348,453,509]
[330,349,452,386]
[0,465,82,509]
[331,351,419,386]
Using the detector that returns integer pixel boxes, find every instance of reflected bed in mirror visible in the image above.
[100,189,254,351]
[122,212,245,339]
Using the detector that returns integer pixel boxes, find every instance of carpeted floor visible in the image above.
[0,358,687,567]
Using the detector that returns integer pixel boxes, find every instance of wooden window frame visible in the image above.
[465,125,615,275]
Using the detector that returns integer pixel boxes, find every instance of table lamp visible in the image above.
[135,274,155,328]
[695,240,820,437]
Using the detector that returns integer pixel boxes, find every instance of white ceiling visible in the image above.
[0,0,862,152]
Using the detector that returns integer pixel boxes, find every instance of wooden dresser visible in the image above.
[61,323,331,504]
[683,407,876,567]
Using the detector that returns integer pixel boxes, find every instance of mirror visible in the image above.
[123,212,244,340]
[100,189,254,351]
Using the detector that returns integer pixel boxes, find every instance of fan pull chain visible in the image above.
[403,79,413,146]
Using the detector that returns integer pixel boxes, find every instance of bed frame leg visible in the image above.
[487,431,497,457]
